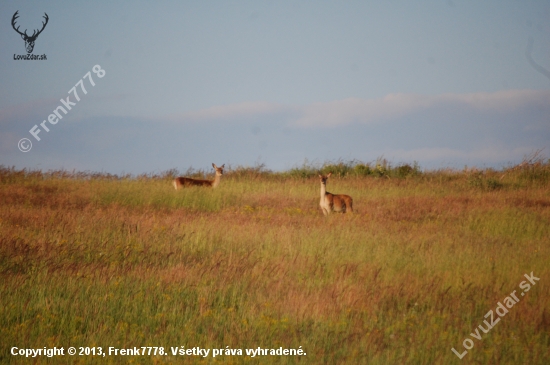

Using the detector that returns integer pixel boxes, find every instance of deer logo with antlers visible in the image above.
[12,11,49,54]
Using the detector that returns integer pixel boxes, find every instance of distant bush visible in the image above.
[285,159,320,179]
[353,163,372,176]
[486,178,504,191]
[0,165,129,184]
[2,150,549,186]
[319,161,357,177]
[513,151,550,184]
[467,172,485,190]
[226,163,274,181]
[466,170,504,191]
[395,163,421,178]
[494,150,550,188]
[284,158,421,179]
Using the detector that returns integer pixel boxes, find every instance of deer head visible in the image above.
[319,172,332,186]
[12,11,49,54]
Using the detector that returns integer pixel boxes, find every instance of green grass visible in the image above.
[0,160,549,364]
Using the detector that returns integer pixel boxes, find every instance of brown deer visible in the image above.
[319,173,353,216]
[173,163,225,190]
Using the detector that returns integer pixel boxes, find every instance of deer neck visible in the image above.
[212,173,222,188]
[320,182,327,200]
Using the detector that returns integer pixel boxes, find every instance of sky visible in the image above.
[1,0,549,174]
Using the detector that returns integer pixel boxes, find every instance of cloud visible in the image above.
[293,89,550,127]
[164,101,297,123]
[2,89,548,174]
[381,146,539,166]
[295,94,432,127]
[0,98,58,125]
[157,89,550,129]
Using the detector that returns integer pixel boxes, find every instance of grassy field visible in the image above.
[1,159,549,364]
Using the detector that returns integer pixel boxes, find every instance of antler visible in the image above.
[11,11,27,37]
[30,13,49,39]
[11,11,49,40]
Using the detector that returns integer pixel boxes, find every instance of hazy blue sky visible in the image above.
[1,0,549,174]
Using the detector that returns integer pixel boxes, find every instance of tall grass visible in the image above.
[0,157,549,364]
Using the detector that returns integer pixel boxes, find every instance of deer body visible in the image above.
[173,163,224,190]
[319,173,353,216]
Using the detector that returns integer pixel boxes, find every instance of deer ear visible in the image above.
[212,163,216,168]
[21,34,26,40]
[221,164,225,168]
[327,172,332,177]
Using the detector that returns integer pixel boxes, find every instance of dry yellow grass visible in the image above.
[0,162,549,364]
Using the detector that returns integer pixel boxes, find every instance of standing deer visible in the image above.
[173,163,225,190]
[12,11,49,54]
[319,173,353,216]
